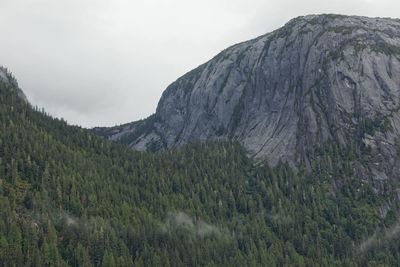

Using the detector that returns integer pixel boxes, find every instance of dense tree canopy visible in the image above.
[0,78,399,266]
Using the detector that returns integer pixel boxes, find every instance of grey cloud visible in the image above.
[0,0,399,127]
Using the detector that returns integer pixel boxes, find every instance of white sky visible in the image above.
[0,0,399,127]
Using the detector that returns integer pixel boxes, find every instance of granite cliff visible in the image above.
[94,14,400,171]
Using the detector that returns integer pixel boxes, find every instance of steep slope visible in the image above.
[0,68,266,266]
[0,66,27,102]
[3,66,400,264]
[94,14,400,169]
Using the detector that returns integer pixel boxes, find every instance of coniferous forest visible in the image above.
[1,73,400,266]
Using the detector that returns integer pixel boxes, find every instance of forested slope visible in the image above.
[1,72,400,266]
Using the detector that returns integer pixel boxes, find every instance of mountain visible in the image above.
[3,67,400,267]
[3,15,400,266]
[94,14,400,170]
[0,67,271,266]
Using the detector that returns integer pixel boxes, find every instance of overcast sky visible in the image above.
[0,0,399,127]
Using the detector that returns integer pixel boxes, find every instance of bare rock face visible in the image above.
[94,14,400,169]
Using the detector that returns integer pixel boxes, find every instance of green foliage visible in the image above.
[327,26,355,35]
[0,80,399,266]
[361,116,393,136]
[371,43,400,56]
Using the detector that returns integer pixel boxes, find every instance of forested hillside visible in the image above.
[1,72,400,266]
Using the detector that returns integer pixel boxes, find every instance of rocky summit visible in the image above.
[94,14,400,170]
